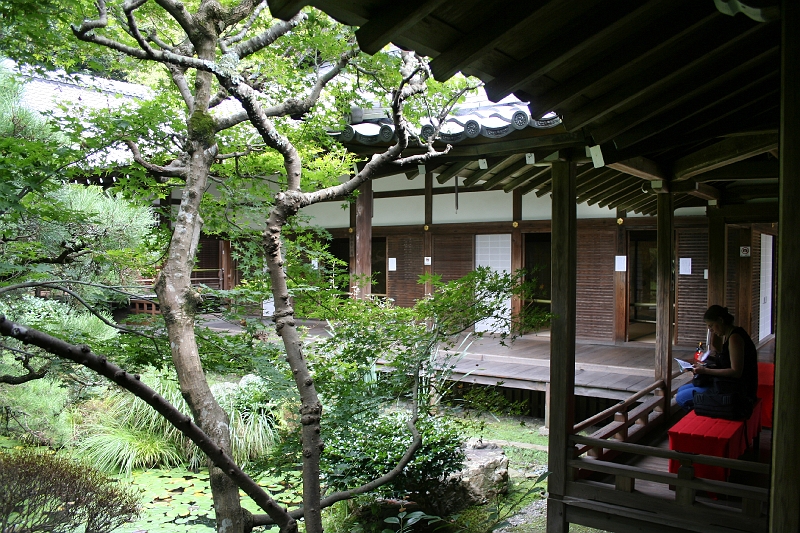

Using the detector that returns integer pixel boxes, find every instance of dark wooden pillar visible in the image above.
[656,192,674,412]
[354,180,372,299]
[220,240,234,290]
[771,0,800,529]
[736,226,753,331]
[423,172,433,296]
[614,211,627,343]
[707,213,726,306]
[511,189,523,319]
[546,160,577,533]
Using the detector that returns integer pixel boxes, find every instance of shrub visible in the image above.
[0,449,140,533]
[322,411,464,497]
[0,374,73,447]
[75,370,280,475]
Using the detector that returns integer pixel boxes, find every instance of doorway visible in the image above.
[628,230,658,342]
[524,232,552,322]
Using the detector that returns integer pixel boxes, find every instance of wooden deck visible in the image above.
[447,333,694,400]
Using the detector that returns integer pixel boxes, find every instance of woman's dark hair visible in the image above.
[704,305,734,325]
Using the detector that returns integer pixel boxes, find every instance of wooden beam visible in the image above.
[655,192,674,420]
[578,175,637,205]
[771,1,800,527]
[584,176,638,205]
[430,0,550,82]
[598,184,645,209]
[462,157,506,187]
[347,131,587,160]
[694,159,780,181]
[576,168,620,195]
[435,160,471,184]
[666,181,721,201]
[672,134,779,181]
[609,67,780,150]
[485,0,678,102]
[590,46,780,146]
[546,160,577,533]
[564,20,772,131]
[483,158,529,189]
[354,0,449,55]
[527,3,719,119]
[519,169,552,195]
[503,165,550,192]
[267,0,307,20]
[608,157,667,181]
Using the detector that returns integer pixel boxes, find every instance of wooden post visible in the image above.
[423,172,433,296]
[614,210,627,343]
[737,226,753,330]
[546,160,577,533]
[707,213,726,306]
[675,462,696,506]
[656,192,674,414]
[354,180,372,299]
[544,381,551,429]
[771,1,800,530]
[220,240,234,290]
[511,189,524,320]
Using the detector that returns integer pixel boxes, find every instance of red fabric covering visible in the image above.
[757,362,774,428]
[668,398,762,481]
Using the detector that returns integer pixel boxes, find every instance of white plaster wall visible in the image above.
[522,192,616,220]
[675,206,707,217]
[374,196,425,225]
[302,200,350,228]
[373,173,425,192]
[433,188,512,223]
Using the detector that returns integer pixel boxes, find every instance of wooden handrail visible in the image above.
[568,458,769,501]
[574,379,664,433]
[571,434,770,474]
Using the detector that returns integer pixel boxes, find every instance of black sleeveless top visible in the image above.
[716,326,758,400]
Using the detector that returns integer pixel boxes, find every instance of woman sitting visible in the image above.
[675,305,758,411]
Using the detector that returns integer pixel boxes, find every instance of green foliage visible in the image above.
[450,474,549,533]
[0,375,73,447]
[0,448,141,533]
[322,411,464,497]
[75,370,282,475]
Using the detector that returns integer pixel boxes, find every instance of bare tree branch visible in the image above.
[166,64,195,112]
[233,12,305,59]
[124,140,188,179]
[0,344,50,385]
[222,0,267,46]
[0,315,298,533]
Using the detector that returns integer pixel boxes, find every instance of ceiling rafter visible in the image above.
[527,2,718,119]
[517,168,553,195]
[563,19,772,131]
[606,66,779,150]
[435,160,472,184]
[590,46,780,146]
[430,0,552,81]
[461,157,507,187]
[693,160,779,181]
[484,0,675,101]
[672,133,779,181]
[502,165,550,192]
[355,0,450,54]
[587,177,641,206]
[577,174,636,203]
[482,157,529,189]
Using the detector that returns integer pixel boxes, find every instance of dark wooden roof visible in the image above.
[272,0,780,218]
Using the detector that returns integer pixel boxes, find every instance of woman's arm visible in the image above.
[693,333,744,378]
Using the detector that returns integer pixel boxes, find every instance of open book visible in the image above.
[674,358,694,372]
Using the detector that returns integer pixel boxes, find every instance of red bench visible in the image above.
[667,398,762,481]
[757,362,774,428]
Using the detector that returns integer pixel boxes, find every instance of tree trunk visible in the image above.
[154,118,246,532]
[263,201,325,533]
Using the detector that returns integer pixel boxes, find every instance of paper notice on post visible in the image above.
[674,358,694,371]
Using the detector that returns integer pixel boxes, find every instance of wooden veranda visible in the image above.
[268,2,797,532]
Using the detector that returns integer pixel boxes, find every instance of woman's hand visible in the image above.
[692,363,706,374]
